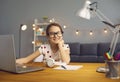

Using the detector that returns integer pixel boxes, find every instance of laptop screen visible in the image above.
[0,35,44,73]
[0,35,17,72]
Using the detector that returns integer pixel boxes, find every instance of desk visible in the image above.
[0,62,119,82]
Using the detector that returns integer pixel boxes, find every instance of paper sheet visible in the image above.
[53,65,83,70]
[54,62,67,66]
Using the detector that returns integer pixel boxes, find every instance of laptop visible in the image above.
[0,35,44,73]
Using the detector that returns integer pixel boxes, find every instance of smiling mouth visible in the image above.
[53,38,59,41]
[53,38,58,40]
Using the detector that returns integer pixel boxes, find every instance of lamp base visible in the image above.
[96,66,107,73]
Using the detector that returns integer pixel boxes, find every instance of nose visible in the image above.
[53,34,58,37]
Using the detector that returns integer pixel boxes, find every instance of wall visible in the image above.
[0,0,120,58]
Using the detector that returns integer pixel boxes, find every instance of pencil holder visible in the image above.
[105,60,120,79]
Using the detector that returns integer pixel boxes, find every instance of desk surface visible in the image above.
[0,62,119,82]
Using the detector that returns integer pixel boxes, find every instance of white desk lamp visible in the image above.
[78,0,120,60]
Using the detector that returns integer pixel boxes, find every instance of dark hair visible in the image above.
[46,23,64,36]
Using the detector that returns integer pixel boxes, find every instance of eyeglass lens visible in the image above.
[49,31,62,37]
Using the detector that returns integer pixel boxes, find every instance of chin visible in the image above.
[53,42,59,44]
[52,41,59,44]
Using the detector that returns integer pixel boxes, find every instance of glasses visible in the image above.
[48,31,63,38]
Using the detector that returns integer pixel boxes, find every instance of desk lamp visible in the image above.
[78,0,120,61]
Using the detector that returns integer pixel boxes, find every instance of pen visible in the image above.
[61,65,67,69]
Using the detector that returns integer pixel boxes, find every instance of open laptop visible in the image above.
[0,35,44,73]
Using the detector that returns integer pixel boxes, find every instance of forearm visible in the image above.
[26,50,40,63]
[16,50,41,64]
[59,45,70,64]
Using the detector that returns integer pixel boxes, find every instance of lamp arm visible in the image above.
[89,2,114,25]
[97,9,114,25]
[92,9,120,59]
[90,2,97,6]
[111,31,119,59]
[102,21,115,28]
[93,9,115,33]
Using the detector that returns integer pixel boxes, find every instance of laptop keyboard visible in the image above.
[16,65,44,73]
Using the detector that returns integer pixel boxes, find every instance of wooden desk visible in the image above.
[0,62,119,82]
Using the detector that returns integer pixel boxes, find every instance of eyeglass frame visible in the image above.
[48,31,63,38]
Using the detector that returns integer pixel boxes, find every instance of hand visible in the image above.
[58,39,64,48]
[16,58,28,65]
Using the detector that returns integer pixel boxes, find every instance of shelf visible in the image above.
[36,31,46,36]
[33,19,49,52]
[35,22,50,26]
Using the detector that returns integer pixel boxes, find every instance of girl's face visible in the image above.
[47,26,63,44]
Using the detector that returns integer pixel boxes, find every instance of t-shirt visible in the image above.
[34,44,70,62]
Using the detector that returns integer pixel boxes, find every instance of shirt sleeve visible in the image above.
[38,45,44,54]
[64,44,70,50]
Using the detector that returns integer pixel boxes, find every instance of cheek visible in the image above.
[48,36,63,42]
[50,38,60,42]
[55,37,62,40]
[60,36,63,39]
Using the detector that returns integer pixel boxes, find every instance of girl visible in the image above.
[16,23,70,65]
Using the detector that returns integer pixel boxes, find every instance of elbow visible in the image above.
[65,58,71,64]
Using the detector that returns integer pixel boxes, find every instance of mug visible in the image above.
[46,58,55,67]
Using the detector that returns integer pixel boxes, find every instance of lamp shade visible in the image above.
[21,24,27,31]
[78,0,91,20]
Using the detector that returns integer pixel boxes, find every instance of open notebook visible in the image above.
[53,62,83,70]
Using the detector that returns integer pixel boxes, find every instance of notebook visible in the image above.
[0,35,44,73]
